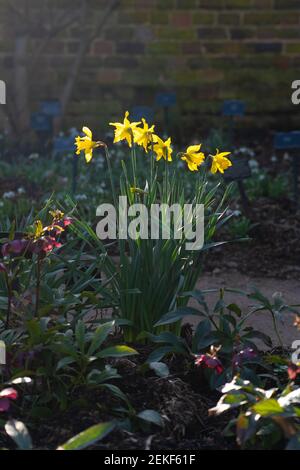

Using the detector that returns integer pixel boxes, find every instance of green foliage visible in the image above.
[155,287,273,355]
[209,376,300,450]
[58,422,115,450]
[245,171,288,201]
[227,215,255,239]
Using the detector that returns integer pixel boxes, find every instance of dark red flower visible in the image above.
[288,362,300,380]
[2,239,29,257]
[28,236,62,255]
[232,348,257,368]
[0,387,18,413]
[195,354,224,374]
[61,217,72,227]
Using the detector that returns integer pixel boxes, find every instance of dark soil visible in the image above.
[205,197,300,280]
[0,176,42,200]
[5,347,237,451]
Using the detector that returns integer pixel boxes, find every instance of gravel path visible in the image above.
[188,271,300,349]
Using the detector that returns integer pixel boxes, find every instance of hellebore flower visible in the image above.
[195,354,224,375]
[61,217,72,228]
[211,149,232,174]
[0,387,18,412]
[232,348,257,368]
[181,144,205,172]
[134,118,155,152]
[75,127,101,163]
[29,237,62,255]
[2,239,29,257]
[109,111,141,148]
[153,135,173,162]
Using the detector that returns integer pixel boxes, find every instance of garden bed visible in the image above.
[4,348,236,451]
[206,197,300,280]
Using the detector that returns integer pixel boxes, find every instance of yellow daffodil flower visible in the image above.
[134,118,155,152]
[211,149,232,174]
[75,127,100,163]
[109,111,141,148]
[153,135,173,162]
[181,144,205,172]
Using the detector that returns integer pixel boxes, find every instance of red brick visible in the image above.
[92,40,114,55]
[171,12,193,28]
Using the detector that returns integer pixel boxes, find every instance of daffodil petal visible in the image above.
[187,144,202,154]
[82,127,92,139]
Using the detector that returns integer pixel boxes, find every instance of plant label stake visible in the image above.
[72,154,78,196]
[222,100,246,142]
[224,155,252,215]
[274,131,300,208]
[31,113,53,153]
[155,92,176,136]
[222,100,250,213]
[31,113,52,133]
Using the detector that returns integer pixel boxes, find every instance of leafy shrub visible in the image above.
[209,375,300,450]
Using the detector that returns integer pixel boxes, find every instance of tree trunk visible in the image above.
[14,34,30,138]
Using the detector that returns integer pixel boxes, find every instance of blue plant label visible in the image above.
[53,136,74,153]
[274,131,300,150]
[40,100,62,117]
[131,106,154,122]
[222,100,245,117]
[31,113,52,132]
[155,92,177,108]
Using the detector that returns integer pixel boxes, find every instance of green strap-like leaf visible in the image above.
[58,422,115,450]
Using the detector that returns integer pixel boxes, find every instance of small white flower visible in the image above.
[75,194,88,201]
[233,210,241,217]
[28,153,39,160]
[3,191,16,199]
[248,159,259,170]
[17,187,26,195]
[271,155,277,163]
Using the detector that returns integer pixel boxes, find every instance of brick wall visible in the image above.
[1,0,300,137]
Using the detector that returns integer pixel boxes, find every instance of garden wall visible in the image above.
[1,0,300,137]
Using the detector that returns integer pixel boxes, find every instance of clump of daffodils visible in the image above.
[75,111,232,174]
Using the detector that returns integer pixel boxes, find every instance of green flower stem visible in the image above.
[35,255,42,319]
[150,140,154,188]
[104,145,117,209]
[4,271,12,328]
[131,143,137,190]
